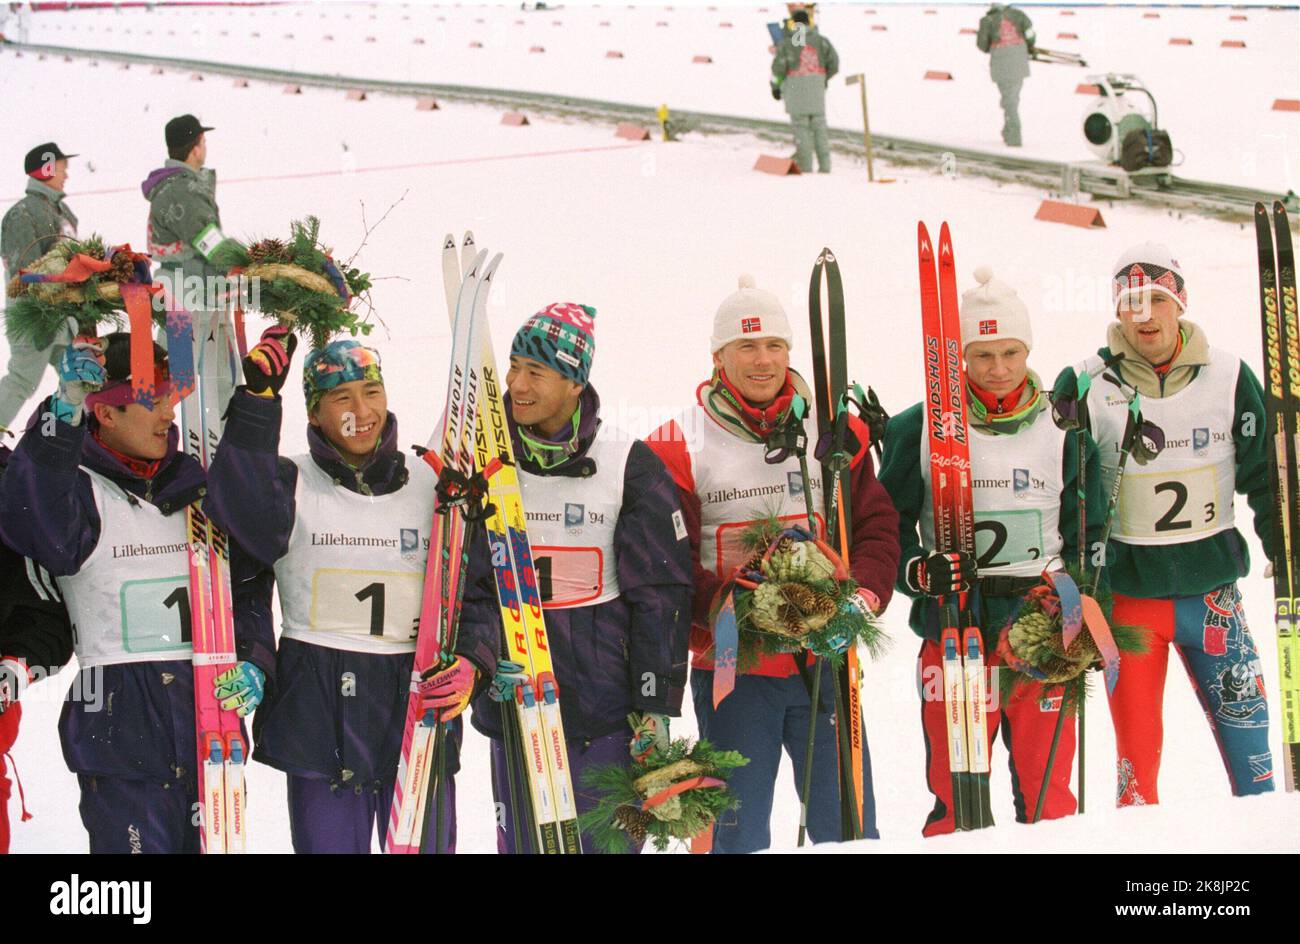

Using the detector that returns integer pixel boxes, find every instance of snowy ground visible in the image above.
[1,2,1298,854]
[9,0,1299,192]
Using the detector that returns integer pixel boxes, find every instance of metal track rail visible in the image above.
[8,39,1295,223]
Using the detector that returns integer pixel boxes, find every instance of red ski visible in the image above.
[918,221,993,831]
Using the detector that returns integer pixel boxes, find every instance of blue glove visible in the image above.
[487,660,528,703]
[213,662,266,717]
[52,337,107,424]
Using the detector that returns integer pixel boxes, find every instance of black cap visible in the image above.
[164,114,214,151]
[24,142,77,175]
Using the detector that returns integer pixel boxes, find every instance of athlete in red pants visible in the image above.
[1107,590,1271,804]
[917,640,1076,835]
[1055,244,1276,805]
[880,268,1106,836]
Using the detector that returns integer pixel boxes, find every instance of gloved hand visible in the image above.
[771,82,782,101]
[242,324,298,398]
[905,551,977,597]
[213,662,266,717]
[417,656,478,723]
[487,660,528,703]
[52,336,107,424]
[629,711,670,763]
[0,657,30,715]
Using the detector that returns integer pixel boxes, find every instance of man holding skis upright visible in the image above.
[461,303,693,854]
[205,330,498,853]
[880,267,1106,835]
[646,275,899,853]
[0,333,274,853]
[1054,243,1276,805]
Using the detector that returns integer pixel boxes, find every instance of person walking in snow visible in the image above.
[770,9,839,174]
[976,4,1035,147]
[0,142,80,434]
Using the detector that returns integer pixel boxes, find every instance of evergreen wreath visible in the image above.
[579,734,748,854]
[209,216,373,348]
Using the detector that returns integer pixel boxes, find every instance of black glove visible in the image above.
[242,324,298,397]
[771,83,782,101]
[905,551,977,597]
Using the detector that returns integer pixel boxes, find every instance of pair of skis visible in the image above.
[440,232,581,854]
[387,246,498,854]
[1255,200,1300,793]
[917,222,993,830]
[165,296,249,854]
[806,249,867,842]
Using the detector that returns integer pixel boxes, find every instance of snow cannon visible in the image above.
[1081,74,1172,170]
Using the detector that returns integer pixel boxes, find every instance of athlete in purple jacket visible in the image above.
[0,333,273,853]
[461,304,693,854]
[204,328,498,853]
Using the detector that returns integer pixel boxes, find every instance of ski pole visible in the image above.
[1033,373,1154,823]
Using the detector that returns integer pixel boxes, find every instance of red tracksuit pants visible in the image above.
[919,639,1077,836]
[1107,586,1273,806]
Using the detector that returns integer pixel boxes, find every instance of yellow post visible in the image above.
[657,104,671,142]
[846,74,875,182]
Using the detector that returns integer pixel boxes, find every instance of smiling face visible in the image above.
[964,339,1029,398]
[308,379,388,464]
[1117,289,1182,365]
[93,397,175,462]
[712,337,790,407]
[506,356,583,439]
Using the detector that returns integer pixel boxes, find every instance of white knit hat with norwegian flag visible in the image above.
[710,274,794,353]
[960,266,1033,352]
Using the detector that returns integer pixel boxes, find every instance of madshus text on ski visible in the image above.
[0,119,1294,856]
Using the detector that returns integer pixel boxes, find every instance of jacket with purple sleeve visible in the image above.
[465,386,693,742]
[0,399,273,783]
[204,388,498,787]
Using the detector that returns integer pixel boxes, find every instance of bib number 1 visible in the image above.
[310,569,422,641]
[120,575,192,653]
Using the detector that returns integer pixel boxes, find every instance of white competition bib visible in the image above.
[920,406,1066,576]
[673,405,828,576]
[276,454,436,654]
[518,425,633,609]
[57,469,192,668]
[1081,348,1239,546]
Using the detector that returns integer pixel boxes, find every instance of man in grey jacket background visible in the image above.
[770,9,839,174]
[977,3,1036,147]
[0,142,79,433]
[141,114,228,305]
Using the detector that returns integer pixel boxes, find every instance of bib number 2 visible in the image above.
[1121,467,1221,539]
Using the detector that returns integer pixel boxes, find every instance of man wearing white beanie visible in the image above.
[1054,242,1277,805]
[646,274,900,853]
[880,266,1106,835]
